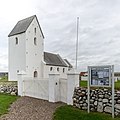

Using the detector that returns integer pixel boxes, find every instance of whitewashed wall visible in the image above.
[43,65,68,79]
[114,77,120,82]
[23,79,49,100]
[81,76,88,81]
[18,72,79,105]
[9,17,44,81]
[9,33,26,81]
[25,17,44,78]
[59,78,67,103]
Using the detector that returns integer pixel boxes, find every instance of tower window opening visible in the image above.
[34,28,36,35]
[50,67,53,71]
[34,37,37,45]
[15,37,18,45]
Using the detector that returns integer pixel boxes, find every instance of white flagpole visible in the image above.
[76,17,79,69]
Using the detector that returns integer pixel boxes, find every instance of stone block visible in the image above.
[82,106,87,110]
[117,100,120,104]
[99,94,104,98]
[115,104,120,110]
[103,99,108,103]
[97,102,103,112]
[104,106,112,113]
[94,101,97,106]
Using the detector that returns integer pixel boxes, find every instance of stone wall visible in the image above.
[73,87,120,116]
[0,84,18,95]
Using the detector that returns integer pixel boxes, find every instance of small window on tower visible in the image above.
[15,37,18,45]
[50,67,53,71]
[34,28,36,35]
[63,68,65,73]
[57,67,59,72]
[34,37,37,45]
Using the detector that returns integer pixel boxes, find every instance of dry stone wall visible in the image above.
[73,87,120,116]
[0,85,18,95]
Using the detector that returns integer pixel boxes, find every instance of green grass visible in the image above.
[80,80,120,90]
[53,105,120,120]
[0,93,19,116]
[115,80,120,90]
[0,76,8,81]
[80,81,87,87]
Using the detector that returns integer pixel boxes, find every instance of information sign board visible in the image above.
[87,65,114,118]
[89,66,111,87]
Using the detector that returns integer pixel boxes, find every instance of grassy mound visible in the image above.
[53,105,120,120]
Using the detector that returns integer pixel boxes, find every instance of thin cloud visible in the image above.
[0,0,120,72]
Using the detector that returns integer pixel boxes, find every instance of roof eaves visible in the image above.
[46,63,68,67]
[8,31,26,37]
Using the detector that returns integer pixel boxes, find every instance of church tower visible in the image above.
[8,15,44,81]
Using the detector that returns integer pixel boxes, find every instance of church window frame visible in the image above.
[15,37,18,45]
[50,67,53,71]
[34,37,37,45]
[34,28,36,35]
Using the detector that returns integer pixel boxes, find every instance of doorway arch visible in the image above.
[34,71,38,78]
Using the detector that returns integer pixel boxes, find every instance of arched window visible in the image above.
[50,67,53,71]
[34,71,38,78]
[57,67,59,72]
[34,37,37,45]
[34,28,36,34]
[15,37,18,45]
[63,68,65,73]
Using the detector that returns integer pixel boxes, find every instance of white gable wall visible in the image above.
[8,33,26,81]
[24,17,44,78]
[9,17,44,80]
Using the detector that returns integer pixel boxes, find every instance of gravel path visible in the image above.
[0,96,64,120]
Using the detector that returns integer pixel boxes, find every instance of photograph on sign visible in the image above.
[90,67,110,87]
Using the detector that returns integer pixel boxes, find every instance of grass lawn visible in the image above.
[0,93,19,116]
[0,76,8,81]
[115,80,120,90]
[53,105,120,120]
[80,80,120,90]
[80,81,87,87]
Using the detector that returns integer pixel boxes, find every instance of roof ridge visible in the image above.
[8,15,44,38]
[44,52,68,67]
[8,15,44,37]
[17,15,36,23]
[44,51,57,55]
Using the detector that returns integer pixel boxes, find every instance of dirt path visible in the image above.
[0,96,64,120]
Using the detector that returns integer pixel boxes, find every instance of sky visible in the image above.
[0,0,120,72]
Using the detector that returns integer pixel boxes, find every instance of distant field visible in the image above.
[0,76,8,81]
[0,76,17,86]
[0,81,17,86]
[80,80,120,90]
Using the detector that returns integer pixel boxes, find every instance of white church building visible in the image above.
[8,15,73,81]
